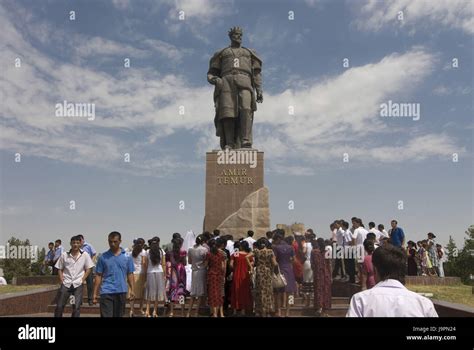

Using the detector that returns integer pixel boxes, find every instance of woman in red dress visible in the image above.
[207,238,226,317]
[230,240,253,315]
[291,234,306,292]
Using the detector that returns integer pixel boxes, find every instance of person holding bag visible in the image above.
[246,237,277,317]
[272,231,296,317]
[272,265,287,289]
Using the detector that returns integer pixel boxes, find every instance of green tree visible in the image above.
[444,226,474,284]
[444,236,458,278]
[462,225,474,252]
[0,237,34,283]
[458,225,474,284]
[30,247,46,276]
[445,235,458,260]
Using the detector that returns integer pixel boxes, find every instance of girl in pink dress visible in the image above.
[361,239,375,290]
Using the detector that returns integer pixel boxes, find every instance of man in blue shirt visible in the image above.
[41,242,55,275]
[78,234,97,305]
[92,231,135,317]
[52,239,64,275]
[389,220,405,249]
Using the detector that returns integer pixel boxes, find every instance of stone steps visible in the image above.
[48,296,350,317]
[73,295,349,303]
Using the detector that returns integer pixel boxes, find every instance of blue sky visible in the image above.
[0,0,472,252]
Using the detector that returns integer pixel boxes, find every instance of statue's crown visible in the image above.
[228,26,243,36]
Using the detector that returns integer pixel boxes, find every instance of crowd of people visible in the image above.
[48,217,442,318]
[406,234,446,278]
[328,218,447,287]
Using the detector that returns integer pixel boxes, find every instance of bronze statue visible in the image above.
[207,27,263,149]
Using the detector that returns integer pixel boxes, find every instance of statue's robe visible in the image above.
[207,46,262,147]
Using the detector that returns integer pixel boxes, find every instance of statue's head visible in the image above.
[228,26,243,45]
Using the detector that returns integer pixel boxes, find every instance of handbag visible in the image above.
[272,266,287,289]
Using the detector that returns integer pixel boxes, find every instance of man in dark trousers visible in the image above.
[54,235,94,317]
[93,231,135,317]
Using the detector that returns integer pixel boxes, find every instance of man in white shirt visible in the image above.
[54,235,94,317]
[436,244,446,278]
[377,224,389,240]
[351,219,369,284]
[346,244,438,317]
[341,222,355,283]
[352,219,368,260]
[266,231,273,244]
[225,235,235,254]
[368,222,383,243]
[333,221,346,280]
[243,230,256,250]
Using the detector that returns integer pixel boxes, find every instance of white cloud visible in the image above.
[141,39,190,61]
[173,0,224,22]
[257,48,437,145]
[0,205,33,216]
[355,134,459,162]
[251,47,465,164]
[353,0,474,35]
[164,0,236,43]
[433,85,452,96]
[267,164,316,176]
[433,85,472,96]
[5,3,187,63]
[304,0,328,8]
[74,37,149,59]
[195,126,220,156]
[112,0,131,10]
[0,3,465,179]
[248,16,288,48]
[0,4,209,177]
[77,34,188,63]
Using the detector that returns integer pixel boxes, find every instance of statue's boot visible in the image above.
[240,109,253,148]
[222,118,235,149]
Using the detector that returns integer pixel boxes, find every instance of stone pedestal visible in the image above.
[204,150,270,239]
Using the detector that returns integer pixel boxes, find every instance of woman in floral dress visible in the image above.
[166,236,188,317]
[311,238,332,316]
[246,237,277,317]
